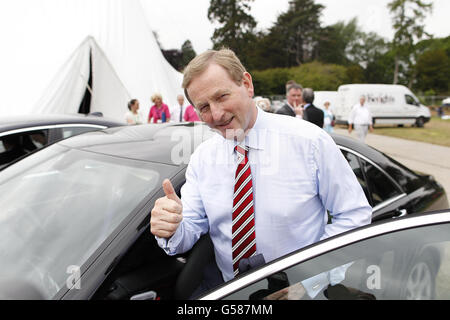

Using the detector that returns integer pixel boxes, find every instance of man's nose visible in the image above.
[210,103,226,122]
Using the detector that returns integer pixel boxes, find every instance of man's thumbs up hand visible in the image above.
[150,179,183,239]
[162,179,182,205]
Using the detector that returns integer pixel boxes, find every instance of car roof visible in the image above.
[332,133,388,163]
[59,122,212,165]
[0,113,124,132]
[58,122,401,171]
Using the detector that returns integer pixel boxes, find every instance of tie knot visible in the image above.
[235,145,248,164]
[235,145,247,156]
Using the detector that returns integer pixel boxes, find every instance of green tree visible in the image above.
[181,40,197,69]
[348,32,388,68]
[289,61,349,91]
[316,18,360,66]
[268,0,324,67]
[364,50,397,84]
[252,62,349,96]
[415,48,450,94]
[387,0,433,85]
[207,0,257,67]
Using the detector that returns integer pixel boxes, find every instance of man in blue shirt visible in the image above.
[150,49,372,291]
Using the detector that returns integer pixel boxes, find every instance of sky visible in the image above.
[144,0,450,53]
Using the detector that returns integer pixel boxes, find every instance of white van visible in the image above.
[335,84,431,127]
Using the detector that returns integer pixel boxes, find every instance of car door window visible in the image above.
[222,223,450,300]
[405,95,418,106]
[0,129,49,168]
[361,159,402,207]
[341,150,371,204]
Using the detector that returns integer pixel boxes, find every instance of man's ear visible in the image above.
[242,72,254,98]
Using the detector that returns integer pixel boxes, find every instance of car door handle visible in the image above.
[393,208,408,218]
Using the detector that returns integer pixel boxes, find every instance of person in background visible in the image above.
[148,93,171,123]
[125,99,144,125]
[302,88,324,128]
[183,104,200,122]
[348,96,373,143]
[276,83,304,119]
[255,98,272,113]
[323,101,334,134]
[285,80,297,92]
[171,94,188,123]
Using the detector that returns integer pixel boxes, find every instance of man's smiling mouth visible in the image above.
[216,117,234,128]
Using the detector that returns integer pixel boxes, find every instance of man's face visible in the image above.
[186,63,257,140]
[360,97,366,105]
[287,88,303,107]
[177,96,184,105]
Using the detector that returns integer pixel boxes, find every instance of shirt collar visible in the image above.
[224,106,268,154]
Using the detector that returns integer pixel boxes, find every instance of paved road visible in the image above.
[334,128,450,196]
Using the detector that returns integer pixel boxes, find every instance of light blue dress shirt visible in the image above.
[156,107,372,282]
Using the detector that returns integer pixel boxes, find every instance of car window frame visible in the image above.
[338,146,407,213]
[200,210,450,300]
[0,128,52,170]
[405,94,420,107]
[339,148,373,205]
[0,124,107,139]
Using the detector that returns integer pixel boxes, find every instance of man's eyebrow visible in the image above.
[213,89,230,98]
[195,88,232,107]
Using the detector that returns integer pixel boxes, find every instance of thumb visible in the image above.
[162,179,181,204]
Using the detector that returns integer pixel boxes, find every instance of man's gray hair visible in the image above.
[286,83,303,95]
[302,88,315,104]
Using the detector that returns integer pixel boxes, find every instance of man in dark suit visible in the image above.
[275,83,304,118]
[302,88,324,128]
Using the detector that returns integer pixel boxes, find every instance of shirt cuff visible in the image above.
[155,226,183,256]
[301,272,329,299]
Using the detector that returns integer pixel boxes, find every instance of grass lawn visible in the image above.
[372,117,450,147]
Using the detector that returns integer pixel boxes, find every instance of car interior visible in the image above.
[0,130,49,169]
[92,177,218,300]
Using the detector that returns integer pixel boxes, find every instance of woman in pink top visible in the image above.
[148,93,171,123]
[183,105,200,122]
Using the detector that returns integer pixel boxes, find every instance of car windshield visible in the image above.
[0,144,161,299]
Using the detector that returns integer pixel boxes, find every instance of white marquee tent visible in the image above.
[0,0,183,122]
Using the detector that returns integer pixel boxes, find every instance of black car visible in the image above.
[0,113,124,170]
[0,122,447,300]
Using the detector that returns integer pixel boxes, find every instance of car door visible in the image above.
[404,94,420,119]
[339,148,409,221]
[202,212,450,300]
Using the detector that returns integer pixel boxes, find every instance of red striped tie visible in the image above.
[232,145,256,277]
